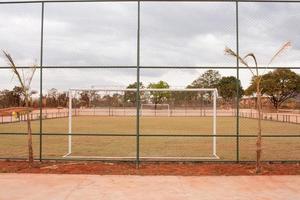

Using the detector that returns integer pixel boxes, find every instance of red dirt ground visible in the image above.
[0,161,299,175]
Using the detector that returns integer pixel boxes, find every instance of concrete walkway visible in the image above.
[0,174,299,200]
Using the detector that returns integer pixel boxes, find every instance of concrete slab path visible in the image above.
[0,174,299,200]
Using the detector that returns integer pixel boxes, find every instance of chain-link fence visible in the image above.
[0,0,299,164]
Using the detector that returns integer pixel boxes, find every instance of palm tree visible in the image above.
[224,41,291,173]
[2,51,37,166]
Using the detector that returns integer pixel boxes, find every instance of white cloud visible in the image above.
[0,1,299,91]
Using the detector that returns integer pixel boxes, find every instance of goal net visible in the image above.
[63,88,219,160]
[141,104,170,116]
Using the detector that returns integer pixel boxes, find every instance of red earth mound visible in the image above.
[0,161,299,176]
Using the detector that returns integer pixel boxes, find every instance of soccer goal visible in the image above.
[63,88,219,160]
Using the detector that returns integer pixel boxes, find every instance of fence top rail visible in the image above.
[1,66,300,69]
[1,0,300,4]
[69,88,218,92]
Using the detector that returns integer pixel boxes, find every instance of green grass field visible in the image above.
[0,116,299,161]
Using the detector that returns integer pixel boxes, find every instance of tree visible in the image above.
[246,69,300,111]
[3,51,37,166]
[57,92,68,107]
[47,88,58,107]
[0,87,24,108]
[188,70,221,88]
[147,81,170,108]
[124,82,144,105]
[80,91,91,107]
[218,76,244,104]
[225,41,291,174]
[111,93,123,107]
[90,93,101,107]
[0,90,15,108]
[188,70,221,104]
[12,86,24,107]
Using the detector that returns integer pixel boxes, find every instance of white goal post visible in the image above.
[63,88,219,160]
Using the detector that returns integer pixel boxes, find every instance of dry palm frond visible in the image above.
[225,47,249,67]
[260,41,292,80]
[268,41,291,66]
[2,50,26,90]
[225,47,256,76]
[2,50,16,67]
[22,68,25,86]
[2,50,37,89]
[243,53,258,76]
[27,65,37,87]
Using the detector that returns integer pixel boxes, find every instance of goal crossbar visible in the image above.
[63,88,219,160]
[69,88,218,92]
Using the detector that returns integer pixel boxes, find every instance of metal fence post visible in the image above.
[235,0,240,163]
[39,2,44,162]
[136,0,141,168]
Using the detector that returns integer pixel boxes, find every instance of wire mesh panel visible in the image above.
[140,1,236,67]
[51,89,137,159]
[239,2,300,68]
[41,68,137,159]
[42,135,136,159]
[139,89,219,160]
[239,67,300,162]
[0,69,41,134]
[43,2,137,67]
[70,89,136,117]
[240,137,300,161]
[0,135,40,159]
[0,0,299,163]
[0,3,42,67]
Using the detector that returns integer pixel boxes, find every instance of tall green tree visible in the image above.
[12,86,24,107]
[188,70,221,103]
[188,70,221,88]
[246,69,300,110]
[218,76,244,103]
[147,81,170,108]
[124,82,144,105]
[0,89,17,108]
[47,88,58,107]
[80,91,91,107]
[0,87,24,108]
[57,92,68,107]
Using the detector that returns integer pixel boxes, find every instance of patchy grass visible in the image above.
[0,116,299,161]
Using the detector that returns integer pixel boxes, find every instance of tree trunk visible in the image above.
[275,102,279,113]
[25,96,34,166]
[256,83,262,173]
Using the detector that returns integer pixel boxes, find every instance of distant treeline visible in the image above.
[1,69,299,110]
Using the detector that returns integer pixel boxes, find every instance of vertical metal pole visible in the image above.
[213,90,217,157]
[68,90,72,155]
[136,0,141,168]
[39,2,45,162]
[235,0,240,162]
